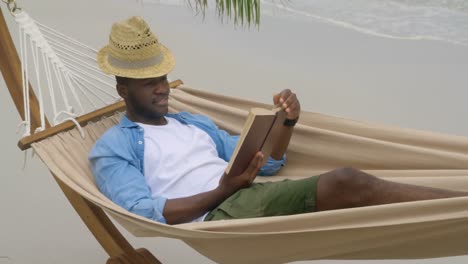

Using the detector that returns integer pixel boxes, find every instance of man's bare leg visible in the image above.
[315,167,468,211]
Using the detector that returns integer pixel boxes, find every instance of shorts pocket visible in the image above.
[207,184,265,221]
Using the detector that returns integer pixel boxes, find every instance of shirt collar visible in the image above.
[119,115,139,128]
[119,113,182,128]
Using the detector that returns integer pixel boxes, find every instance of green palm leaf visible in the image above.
[188,0,262,27]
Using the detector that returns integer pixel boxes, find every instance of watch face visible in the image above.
[283,118,298,127]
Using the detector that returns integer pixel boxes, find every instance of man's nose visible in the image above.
[153,85,169,95]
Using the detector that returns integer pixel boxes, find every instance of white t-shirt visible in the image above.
[137,117,228,222]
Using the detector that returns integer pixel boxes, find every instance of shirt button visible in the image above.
[138,141,143,145]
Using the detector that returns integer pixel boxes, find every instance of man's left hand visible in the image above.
[273,89,301,120]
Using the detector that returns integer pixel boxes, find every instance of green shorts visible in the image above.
[205,175,320,221]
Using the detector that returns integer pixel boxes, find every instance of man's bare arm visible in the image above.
[163,152,264,224]
[271,126,294,160]
[270,89,300,160]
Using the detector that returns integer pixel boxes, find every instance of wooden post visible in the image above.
[0,7,160,263]
[53,174,161,264]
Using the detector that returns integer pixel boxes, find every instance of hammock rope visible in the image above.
[18,16,30,136]
[11,10,119,137]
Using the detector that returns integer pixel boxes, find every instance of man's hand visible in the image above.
[163,152,264,224]
[273,89,301,120]
[219,152,264,193]
[270,89,300,160]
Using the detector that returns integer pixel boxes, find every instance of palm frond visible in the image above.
[188,0,262,27]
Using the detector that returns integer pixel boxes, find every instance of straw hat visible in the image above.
[97,16,175,79]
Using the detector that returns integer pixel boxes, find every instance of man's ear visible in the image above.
[116,84,128,99]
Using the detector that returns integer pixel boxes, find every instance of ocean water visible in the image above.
[145,0,468,46]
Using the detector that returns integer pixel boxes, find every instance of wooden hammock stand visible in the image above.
[0,7,184,263]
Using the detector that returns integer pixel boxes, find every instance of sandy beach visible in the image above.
[1,0,468,263]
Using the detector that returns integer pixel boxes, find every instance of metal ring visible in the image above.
[7,1,16,11]
[7,1,21,15]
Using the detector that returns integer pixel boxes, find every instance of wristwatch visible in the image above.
[283,117,299,127]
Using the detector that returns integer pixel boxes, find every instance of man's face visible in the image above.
[120,75,170,120]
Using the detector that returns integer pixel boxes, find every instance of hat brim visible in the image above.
[97,44,175,79]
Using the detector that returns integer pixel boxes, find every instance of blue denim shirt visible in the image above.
[89,112,286,224]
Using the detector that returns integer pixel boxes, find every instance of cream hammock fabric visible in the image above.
[32,85,468,264]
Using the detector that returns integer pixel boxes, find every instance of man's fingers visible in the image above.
[246,152,264,176]
[279,89,292,104]
[285,100,299,113]
[249,152,263,184]
[276,89,301,118]
[273,93,281,105]
[281,93,297,109]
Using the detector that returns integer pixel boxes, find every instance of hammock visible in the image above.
[2,5,468,264]
[32,85,468,263]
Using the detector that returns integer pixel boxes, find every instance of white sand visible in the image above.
[1,0,468,263]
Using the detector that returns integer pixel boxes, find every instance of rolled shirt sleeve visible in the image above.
[258,154,286,176]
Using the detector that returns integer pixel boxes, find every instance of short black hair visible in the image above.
[116,76,130,85]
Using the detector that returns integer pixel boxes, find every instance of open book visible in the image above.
[224,106,287,177]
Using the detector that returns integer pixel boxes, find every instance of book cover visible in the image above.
[224,106,286,177]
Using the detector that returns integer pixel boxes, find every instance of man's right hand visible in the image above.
[163,152,263,224]
[218,152,264,195]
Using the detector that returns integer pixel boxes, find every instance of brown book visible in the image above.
[224,106,287,177]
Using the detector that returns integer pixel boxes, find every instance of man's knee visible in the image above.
[317,167,378,210]
[327,167,372,189]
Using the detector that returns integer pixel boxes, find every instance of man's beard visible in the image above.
[127,93,166,120]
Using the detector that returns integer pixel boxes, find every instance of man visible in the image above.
[90,17,467,225]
